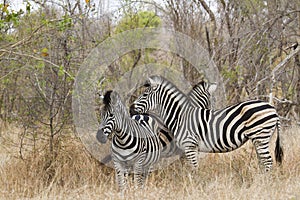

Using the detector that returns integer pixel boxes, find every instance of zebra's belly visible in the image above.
[112,145,140,161]
[200,138,249,153]
[193,123,250,153]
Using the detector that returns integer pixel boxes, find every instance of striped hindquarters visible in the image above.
[194,100,279,153]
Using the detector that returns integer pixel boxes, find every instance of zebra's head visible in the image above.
[132,75,163,114]
[189,81,217,109]
[195,81,217,95]
[96,90,119,144]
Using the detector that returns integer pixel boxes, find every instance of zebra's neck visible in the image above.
[113,102,139,144]
[114,116,140,145]
[156,83,192,132]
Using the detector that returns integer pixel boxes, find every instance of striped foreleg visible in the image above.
[182,136,199,168]
[133,155,147,189]
[114,162,127,191]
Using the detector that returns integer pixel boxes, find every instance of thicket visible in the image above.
[0,0,299,196]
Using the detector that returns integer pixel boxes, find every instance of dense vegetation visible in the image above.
[0,0,299,199]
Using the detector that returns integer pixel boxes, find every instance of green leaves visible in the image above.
[34,61,45,71]
[41,48,49,57]
[115,11,161,33]
[57,15,73,31]
[0,3,26,31]
[221,65,243,84]
[58,66,65,77]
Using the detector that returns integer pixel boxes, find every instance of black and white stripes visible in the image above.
[96,90,162,191]
[99,81,216,165]
[129,81,216,159]
[96,75,284,192]
[132,75,283,172]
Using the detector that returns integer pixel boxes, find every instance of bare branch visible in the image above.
[194,0,216,32]
[0,49,74,80]
[271,46,300,78]
[270,46,300,103]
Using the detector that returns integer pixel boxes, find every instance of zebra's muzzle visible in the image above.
[129,104,139,116]
[130,103,144,114]
[96,128,108,144]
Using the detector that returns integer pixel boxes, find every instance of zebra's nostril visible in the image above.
[96,129,108,144]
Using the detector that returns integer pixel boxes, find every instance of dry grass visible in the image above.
[0,123,299,200]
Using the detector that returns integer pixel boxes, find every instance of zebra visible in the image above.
[131,75,283,172]
[96,90,162,191]
[187,80,216,109]
[99,81,217,164]
[130,81,217,158]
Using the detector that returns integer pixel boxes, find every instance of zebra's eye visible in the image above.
[143,88,151,94]
[144,83,151,87]
[142,92,148,97]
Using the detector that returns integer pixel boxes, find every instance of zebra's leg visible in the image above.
[133,157,147,189]
[183,141,199,169]
[251,136,273,172]
[139,169,149,189]
[114,162,127,191]
[133,166,145,189]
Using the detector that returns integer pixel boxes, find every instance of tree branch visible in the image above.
[194,0,216,33]
[270,45,300,103]
[0,49,74,80]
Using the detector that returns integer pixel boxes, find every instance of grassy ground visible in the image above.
[0,123,299,200]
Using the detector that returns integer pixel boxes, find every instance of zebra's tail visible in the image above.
[275,120,283,165]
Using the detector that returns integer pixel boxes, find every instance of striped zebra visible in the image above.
[130,81,217,158]
[187,80,216,108]
[132,75,283,172]
[96,90,162,191]
[99,81,217,164]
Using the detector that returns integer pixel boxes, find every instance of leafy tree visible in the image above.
[104,10,161,84]
[115,10,161,33]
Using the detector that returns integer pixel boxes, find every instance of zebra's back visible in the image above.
[186,100,279,153]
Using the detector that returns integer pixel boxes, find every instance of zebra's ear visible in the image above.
[148,76,159,88]
[208,83,217,94]
[110,91,119,105]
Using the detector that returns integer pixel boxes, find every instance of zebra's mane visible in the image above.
[188,81,206,96]
[151,75,187,97]
[192,81,205,90]
[102,90,129,117]
[103,90,113,112]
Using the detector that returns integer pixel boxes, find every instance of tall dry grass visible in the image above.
[0,123,299,200]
